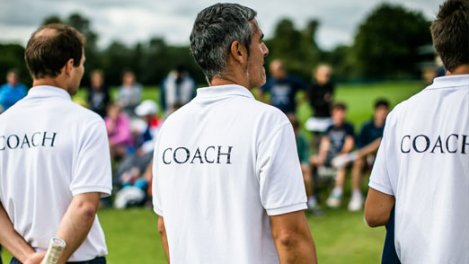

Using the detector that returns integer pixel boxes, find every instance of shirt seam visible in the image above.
[257,121,291,151]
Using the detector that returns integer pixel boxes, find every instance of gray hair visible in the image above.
[190,3,257,82]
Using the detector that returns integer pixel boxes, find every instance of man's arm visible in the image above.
[0,202,45,263]
[357,138,381,158]
[364,187,395,227]
[316,136,330,164]
[157,216,170,263]
[55,192,101,264]
[340,135,355,154]
[270,211,317,264]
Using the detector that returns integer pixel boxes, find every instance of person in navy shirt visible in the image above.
[261,59,307,115]
[310,102,355,209]
[348,99,389,211]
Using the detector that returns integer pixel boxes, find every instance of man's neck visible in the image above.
[447,65,469,75]
[32,78,66,91]
[374,118,385,128]
[210,76,248,88]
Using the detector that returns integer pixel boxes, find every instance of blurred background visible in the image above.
[0,0,440,86]
[0,0,444,263]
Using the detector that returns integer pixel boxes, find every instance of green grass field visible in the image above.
[1,81,425,264]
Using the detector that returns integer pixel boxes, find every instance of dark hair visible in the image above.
[332,102,347,111]
[374,98,390,109]
[25,24,85,79]
[431,0,469,72]
[90,69,104,78]
[190,3,257,82]
[7,68,19,76]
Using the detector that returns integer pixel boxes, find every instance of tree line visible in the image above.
[0,3,432,87]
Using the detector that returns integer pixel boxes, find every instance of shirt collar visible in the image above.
[428,74,469,90]
[26,85,72,101]
[194,84,255,100]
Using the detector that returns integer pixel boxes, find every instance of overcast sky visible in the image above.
[0,0,441,50]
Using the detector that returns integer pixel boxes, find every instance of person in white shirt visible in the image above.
[152,3,317,264]
[365,0,469,263]
[160,65,196,116]
[117,70,142,118]
[0,24,112,264]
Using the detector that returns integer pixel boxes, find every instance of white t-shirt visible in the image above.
[0,86,112,261]
[369,75,469,263]
[153,84,307,264]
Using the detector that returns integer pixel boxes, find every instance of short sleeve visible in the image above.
[346,123,355,137]
[369,116,395,196]
[257,123,307,216]
[71,119,112,197]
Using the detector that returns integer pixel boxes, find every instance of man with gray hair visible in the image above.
[152,3,317,263]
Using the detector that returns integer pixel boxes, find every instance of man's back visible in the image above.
[370,75,469,263]
[153,85,306,263]
[0,86,111,261]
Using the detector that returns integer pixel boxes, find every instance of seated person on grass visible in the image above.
[332,99,390,211]
[114,100,162,208]
[287,114,314,211]
[105,102,133,161]
[310,102,355,209]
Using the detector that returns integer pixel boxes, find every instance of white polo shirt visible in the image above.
[0,86,112,261]
[153,84,307,264]
[369,75,469,263]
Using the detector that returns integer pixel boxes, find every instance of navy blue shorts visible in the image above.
[382,206,400,264]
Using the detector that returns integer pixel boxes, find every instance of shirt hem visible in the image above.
[266,203,307,216]
[368,181,393,196]
[71,186,112,197]
[154,207,163,216]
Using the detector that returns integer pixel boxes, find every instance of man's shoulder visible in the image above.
[343,122,355,131]
[163,95,289,131]
[251,98,290,122]
[62,100,105,126]
[361,120,374,130]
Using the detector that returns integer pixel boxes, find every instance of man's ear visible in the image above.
[230,40,248,65]
[63,58,75,76]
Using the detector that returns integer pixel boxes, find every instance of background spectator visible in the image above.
[332,99,390,211]
[306,64,335,153]
[0,69,27,114]
[115,100,162,208]
[288,114,318,213]
[261,59,307,115]
[86,69,111,118]
[105,102,133,161]
[117,70,142,117]
[310,102,355,208]
[160,65,196,116]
